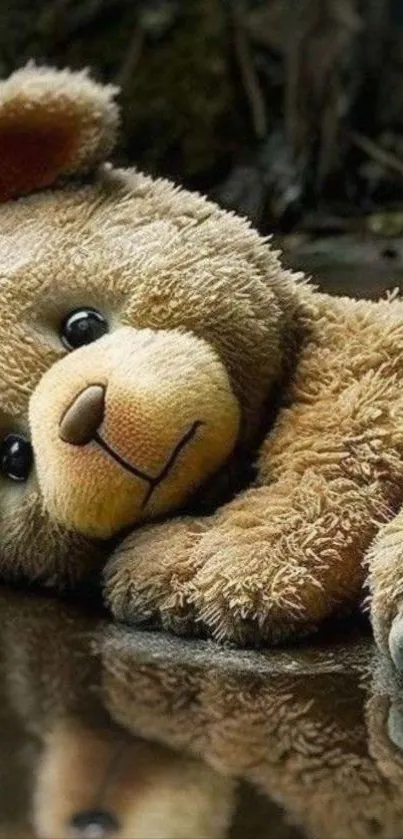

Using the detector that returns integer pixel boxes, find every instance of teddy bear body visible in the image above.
[0,64,403,662]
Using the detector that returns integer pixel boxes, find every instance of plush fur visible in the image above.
[1,591,403,839]
[0,64,403,660]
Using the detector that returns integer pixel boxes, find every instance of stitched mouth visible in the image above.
[93,420,203,509]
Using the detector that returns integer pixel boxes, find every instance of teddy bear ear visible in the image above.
[0,63,119,202]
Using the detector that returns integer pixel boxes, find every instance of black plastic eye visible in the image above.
[0,434,33,482]
[61,308,108,350]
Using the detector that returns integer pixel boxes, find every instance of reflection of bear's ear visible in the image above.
[0,63,119,202]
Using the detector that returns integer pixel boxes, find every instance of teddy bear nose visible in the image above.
[59,385,105,446]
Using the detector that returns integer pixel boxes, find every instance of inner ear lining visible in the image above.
[0,117,80,202]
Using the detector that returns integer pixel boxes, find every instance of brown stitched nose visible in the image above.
[59,385,105,446]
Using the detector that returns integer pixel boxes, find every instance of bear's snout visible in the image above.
[60,385,105,446]
[29,327,241,539]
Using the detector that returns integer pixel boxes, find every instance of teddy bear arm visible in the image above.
[183,470,383,643]
[105,463,386,643]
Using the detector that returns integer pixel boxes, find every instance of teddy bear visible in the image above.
[1,62,403,662]
[1,588,403,839]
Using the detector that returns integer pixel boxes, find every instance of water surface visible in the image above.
[0,589,402,838]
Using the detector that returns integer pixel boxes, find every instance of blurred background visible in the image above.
[3,0,403,297]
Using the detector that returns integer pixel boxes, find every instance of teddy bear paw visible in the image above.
[103,518,208,635]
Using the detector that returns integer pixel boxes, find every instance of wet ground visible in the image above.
[0,587,402,839]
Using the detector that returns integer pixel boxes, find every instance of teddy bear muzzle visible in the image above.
[59,382,204,509]
[29,327,240,540]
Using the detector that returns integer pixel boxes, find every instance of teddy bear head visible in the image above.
[0,64,300,586]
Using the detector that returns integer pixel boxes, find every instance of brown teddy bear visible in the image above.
[0,63,403,661]
[2,589,403,839]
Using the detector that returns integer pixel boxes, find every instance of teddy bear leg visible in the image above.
[366,509,403,668]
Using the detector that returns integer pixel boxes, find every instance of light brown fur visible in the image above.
[0,64,403,658]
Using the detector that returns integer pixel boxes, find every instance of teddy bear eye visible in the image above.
[61,308,108,350]
[0,434,33,482]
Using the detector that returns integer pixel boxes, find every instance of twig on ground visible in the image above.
[350,130,403,180]
[230,4,267,140]
[115,25,144,89]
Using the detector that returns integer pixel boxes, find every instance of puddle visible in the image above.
[0,588,402,838]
